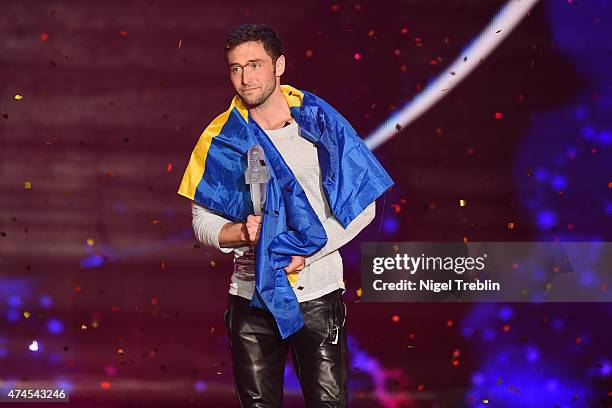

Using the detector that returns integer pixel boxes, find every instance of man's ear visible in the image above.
[275,55,285,77]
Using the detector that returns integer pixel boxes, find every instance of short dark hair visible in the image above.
[224,24,283,63]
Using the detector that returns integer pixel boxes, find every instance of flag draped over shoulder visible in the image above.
[178,84,394,338]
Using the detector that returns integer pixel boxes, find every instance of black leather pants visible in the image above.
[224,289,348,408]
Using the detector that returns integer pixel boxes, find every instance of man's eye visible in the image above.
[231,67,242,74]
[252,63,261,69]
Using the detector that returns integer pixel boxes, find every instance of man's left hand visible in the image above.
[284,256,305,274]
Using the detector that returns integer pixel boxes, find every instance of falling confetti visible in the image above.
[459,199,467,207]
[29,340,39,352]
[40,32,49,42]
[177,40,182,50]
[353,53,361,60]
[86,238,95,246]
[356,288,362,297]
[14,94,23,100]
[391,314,400,322]
[507,222,515,230]
[305,49,313,58]
[24,181,32,189]
[494,112,503,119]
[166,163,172,173]
[23,311,30,318]
[116,347,124,355]
[100,382,111,390]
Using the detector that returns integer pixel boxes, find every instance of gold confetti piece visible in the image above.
[545,282,552,290]
[356,288,362,297]
[23,311,31,318]
[463,236,469,243]
[209,260,215,268]
[24,181,32,189]
[116,347,124,355]
[14,94,23,100]
[507,222,515,230]
[86,238,94,246]
[483,399,489,404]
[91,320,99,328]
[81,324,88,330]
[459,199,467,207]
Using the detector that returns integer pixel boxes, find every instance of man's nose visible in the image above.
[241,66,252,84]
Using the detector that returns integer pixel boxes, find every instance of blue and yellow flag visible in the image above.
[178,84,393,338]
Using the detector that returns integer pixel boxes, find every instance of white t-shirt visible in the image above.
[191,121,376,302]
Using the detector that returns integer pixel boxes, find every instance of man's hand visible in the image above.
[285,256,305,287]
[284,255,305,274]
[245,214,262,244]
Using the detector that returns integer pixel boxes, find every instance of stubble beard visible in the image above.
[241,80,276,108]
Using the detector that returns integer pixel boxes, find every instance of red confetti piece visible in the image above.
[391,204,401,213]
[575,336,582,344]
[391,314,400,322]
[40,33,49,42]
[353,53,361,60]
[119,30,128,37]
[100,382,111,389]
[417,384,425,392]
[494,112,503,119]
[330,4,340,11]
[367,29,375,37]
[167,163,172,173]
[446,320,454,328]
[160,261,166,270]
[502,324,510,332]
[452,359,460,366]
[429,59,438,66]
[75,286,81,293]
[116,347,124,355]
[111,306,121,313]
[305,49,313,58]
[151,297,158,305]
[400,27,409,34]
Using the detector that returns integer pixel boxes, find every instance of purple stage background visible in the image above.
[1,1,611,407]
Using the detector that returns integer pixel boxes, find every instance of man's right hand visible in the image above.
[245,214,262,244]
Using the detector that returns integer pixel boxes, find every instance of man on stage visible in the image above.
[178,24,393,407]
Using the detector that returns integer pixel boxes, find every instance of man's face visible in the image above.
[226,41,284,108]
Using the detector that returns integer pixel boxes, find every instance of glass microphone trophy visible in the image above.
[234,145,270,275]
